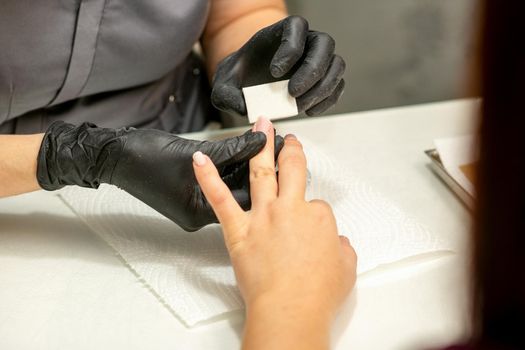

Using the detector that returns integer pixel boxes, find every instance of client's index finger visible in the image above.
[277,135,307,200]
[192,152,246,233]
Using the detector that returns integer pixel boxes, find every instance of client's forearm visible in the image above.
[0,134,44,197]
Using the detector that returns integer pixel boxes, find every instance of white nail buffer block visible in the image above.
[242,80,299,123]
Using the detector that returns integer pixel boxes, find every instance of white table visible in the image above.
[0,99,476,350]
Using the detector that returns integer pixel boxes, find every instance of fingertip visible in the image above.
[339,235,351,247]
[284,134,302,148]
[250,130,267,144]
[288,78,305,98]
[192,151,207,167]
[270,63,286,78]
[305,79,345,116]
[333,54,347,75]
[192,152,219,195]
[290,15,309,30]
[339,236,357,262]
[304,107,321,117]
[193,152,216,188]
[254,116,274,136]
[270,48,303,79]
[270,16,309,80]
[211,84,247,115]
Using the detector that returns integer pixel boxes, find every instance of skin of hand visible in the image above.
[0,134,44,197]
[37,122,283,231]
[209,15,346,117]
[192,117,356,350]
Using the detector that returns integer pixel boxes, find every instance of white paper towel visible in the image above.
[58,140,451,327]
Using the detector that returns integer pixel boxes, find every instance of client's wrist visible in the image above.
[246,290,333,323]
[243,293,332,350]
[247,292,333,326]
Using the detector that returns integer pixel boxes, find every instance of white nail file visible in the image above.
[242,80,299,123]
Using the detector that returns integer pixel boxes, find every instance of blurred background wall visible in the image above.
[286,0,477,114]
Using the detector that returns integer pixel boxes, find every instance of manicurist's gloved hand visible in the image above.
[37,121,283,231]
[211,16,346,117]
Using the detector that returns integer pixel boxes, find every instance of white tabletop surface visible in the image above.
[0,99,477,350]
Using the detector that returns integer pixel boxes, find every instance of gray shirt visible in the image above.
[0,0,211,134]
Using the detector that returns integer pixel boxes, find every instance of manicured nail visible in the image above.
[255,117,272,134]
[193,151,207,166]
[285,133,297,140]
[339,235,351,246]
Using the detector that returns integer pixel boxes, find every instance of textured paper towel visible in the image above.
[58,140,451,327]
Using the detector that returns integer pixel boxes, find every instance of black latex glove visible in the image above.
[37,122,284,231]
[211,15,346,117]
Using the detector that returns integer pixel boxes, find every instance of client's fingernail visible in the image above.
[285,134,297,140]
[339,235,351,246]
[255,117,272,134]
[193,151,207,166]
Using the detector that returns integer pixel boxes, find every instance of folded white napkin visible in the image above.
[58,139,451,327]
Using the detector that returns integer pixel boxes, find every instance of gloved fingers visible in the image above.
[207,130,267,168]
[190,174,252,232]
[199,186,254,214]
[220,133,283,187]
[222,161,249,188]
[193,188,252,227]
[275,134,285,160]
[305,79,346,116]
[231,188,252,211]
[219,133,282,215]
[288,31,336,97]
[270,16,309,78]
[296,55,345,112]
[211,83,247,116]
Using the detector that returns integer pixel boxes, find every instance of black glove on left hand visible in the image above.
[37,122,283,231]
[211,15,346,117]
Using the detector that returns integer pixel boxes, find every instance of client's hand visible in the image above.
[192,117,356,350]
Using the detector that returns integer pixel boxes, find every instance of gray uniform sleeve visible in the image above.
[0,0,212,134]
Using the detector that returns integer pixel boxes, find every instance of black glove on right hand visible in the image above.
[37,122,283,231]
[211,15,346,117]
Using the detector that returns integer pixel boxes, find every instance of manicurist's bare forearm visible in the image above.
[0,134,44,197]
[202,0,288,78]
